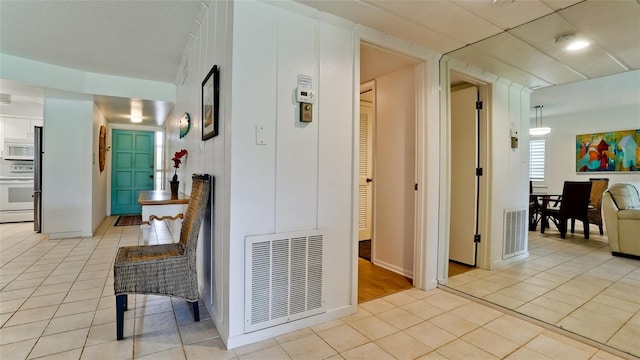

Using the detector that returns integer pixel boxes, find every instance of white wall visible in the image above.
[486,81,531,269]
[43,98,94,238]
[373,65,416,277]
[92,105,108,232]
[532,71,640,193]
[167,0,231,346]
[226,1,355,347]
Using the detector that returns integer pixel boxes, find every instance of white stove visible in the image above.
[0,163,34,223]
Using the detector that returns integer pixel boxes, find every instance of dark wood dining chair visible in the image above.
[541,181,592,239]
[529,180,542,230]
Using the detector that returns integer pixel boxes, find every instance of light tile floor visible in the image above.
[446,227,640,359]
[0,218,633,359]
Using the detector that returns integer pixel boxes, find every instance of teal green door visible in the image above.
[111,130,155,215]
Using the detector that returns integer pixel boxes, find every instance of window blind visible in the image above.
[529,138,546,181]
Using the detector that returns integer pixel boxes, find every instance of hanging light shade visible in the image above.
[529,105,551,136]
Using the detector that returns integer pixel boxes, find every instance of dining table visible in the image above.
[529,193,562,231]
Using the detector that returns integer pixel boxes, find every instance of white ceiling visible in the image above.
[1,0,638,124]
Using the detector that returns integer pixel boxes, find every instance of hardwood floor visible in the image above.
[358,258,412,303]
[357,258,475,303]
[448,260,475,277]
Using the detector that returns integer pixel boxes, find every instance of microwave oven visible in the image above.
[3,138,34,160]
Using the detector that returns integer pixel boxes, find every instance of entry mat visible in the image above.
[114,215,142,227]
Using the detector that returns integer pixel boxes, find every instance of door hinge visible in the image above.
[415,183,418,191]
[476,101,483,110]
[476,168,483,176]
[474,234,481,243]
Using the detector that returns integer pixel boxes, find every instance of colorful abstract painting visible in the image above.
[576,129,640,172]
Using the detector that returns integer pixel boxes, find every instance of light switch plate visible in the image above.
[256,124,266,145]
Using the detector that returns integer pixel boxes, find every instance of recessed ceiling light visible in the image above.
[566,40,590,51]
[131,116,142,123]
[555,33,590,51]
[492,0,516,7]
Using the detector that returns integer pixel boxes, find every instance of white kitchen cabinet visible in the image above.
[0,117,43,157]
[1,117,43,140]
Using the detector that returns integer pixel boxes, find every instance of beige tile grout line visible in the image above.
[439,285,637,360]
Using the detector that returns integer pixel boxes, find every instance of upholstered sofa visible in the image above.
[602,182,640,259]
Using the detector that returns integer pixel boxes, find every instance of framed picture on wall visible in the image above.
[202,65,220,140]
[576,129,640,172]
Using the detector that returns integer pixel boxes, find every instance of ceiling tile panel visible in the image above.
[558,0,640,69]
[453,0,555,29]
[296,0,464,53]
[540,0,584,11]
[509,13,627,79]
[365,0,502,45]
[450,47,553,89]
[473,33,586,85]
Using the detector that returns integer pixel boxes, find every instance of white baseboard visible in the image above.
[372,258,414,279]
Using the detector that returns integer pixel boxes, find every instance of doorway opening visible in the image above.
[357,43,420,303]
[447,72,488,278]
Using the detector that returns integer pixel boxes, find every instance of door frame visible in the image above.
[106,123,163,216]
[352,35,442,310]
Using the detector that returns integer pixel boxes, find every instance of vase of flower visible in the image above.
[170,179,179,197]
[170,149,188,197]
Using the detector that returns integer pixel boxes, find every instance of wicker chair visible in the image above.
[113,174,210,340]
[586,178,609,235]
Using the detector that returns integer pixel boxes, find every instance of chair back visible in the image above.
[559,181,592,219]
[179,174,211,255]
[588,178,609,207]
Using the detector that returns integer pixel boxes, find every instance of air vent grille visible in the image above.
[503,208,527,259]
[245,230,325,332]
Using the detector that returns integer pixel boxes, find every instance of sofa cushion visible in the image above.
[618,209,640,220]
[608,183,640,210]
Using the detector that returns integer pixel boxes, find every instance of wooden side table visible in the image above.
[138,190,190,241]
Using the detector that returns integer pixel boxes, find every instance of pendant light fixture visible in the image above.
[529,105,551,136]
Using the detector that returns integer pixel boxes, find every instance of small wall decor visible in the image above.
[179,112,191,138]
[576,129,640,172]
[202,65,220,140]
[98,125,107,172]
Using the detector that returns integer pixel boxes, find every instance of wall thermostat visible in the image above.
[296,86,316,104]
[510,128,519,149]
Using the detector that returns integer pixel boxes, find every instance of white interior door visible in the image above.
[449,85,478,266]
[358,101,373,241]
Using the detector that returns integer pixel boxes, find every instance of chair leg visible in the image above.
[191,301,200,322]
[116,294,126,340]
[598,225,603,235]
[583,221,589,239]
[560,219,567,239]
[570,219,575,233]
